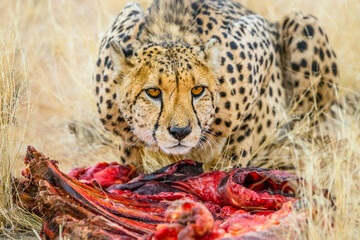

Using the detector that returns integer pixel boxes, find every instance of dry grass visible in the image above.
[0,3,42,238]
[0,0,359,239]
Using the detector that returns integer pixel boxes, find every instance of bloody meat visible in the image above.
[14,146,305,240]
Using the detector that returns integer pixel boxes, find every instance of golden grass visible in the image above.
[0,0,359,239]
[0,4,42,238]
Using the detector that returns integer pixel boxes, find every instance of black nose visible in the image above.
[168,125,192,140]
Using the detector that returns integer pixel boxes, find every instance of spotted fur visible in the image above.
[94,0,339,166]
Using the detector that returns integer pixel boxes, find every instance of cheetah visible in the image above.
[94,0,339,168]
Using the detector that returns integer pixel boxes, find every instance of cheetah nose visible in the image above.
[168,124,192,141]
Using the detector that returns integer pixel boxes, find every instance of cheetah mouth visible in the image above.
[162,143,192,155]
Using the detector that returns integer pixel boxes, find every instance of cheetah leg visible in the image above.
[278,12,339,118]
[118,137,142,166]
[217,114,261,168]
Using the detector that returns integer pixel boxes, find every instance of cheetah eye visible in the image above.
[146,88,162,99]
[191,86,205,98]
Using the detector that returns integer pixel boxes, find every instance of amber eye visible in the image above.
[146,88,161,99]
[191,86,205,97]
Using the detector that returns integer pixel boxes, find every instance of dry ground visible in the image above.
[1,0,359,239]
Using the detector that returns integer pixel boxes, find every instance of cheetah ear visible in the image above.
[202,38,220,72]
[109,41,135,76]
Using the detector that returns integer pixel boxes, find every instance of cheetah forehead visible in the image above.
[131,43,215,82]
[135,43,200,62]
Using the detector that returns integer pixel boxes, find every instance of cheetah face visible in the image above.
[110,40,220,155]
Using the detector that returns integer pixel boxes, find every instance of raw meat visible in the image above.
[14,146,305,240]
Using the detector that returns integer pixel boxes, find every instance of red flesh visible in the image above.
[14,146,304,240]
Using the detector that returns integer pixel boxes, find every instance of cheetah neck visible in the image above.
[140,0,203,46]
